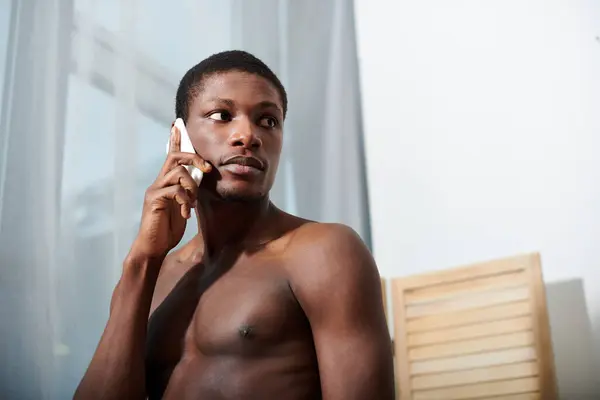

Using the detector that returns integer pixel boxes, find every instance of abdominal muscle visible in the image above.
[158,344,321,400]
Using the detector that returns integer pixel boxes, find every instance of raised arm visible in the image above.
[74,124,211,399]
[74,254,162,400]
[291,224,395,400]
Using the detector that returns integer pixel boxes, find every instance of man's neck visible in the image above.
[192,195,273,261]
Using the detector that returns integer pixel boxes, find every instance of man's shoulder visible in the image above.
[270,210,360,252]
[289,221,363,249]
[284,221,372,273]
[282,221,378,309]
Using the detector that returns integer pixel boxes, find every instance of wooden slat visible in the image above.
[392,278,412,400]
[405,270,528,305]
[526,254,558,398]
[395,254,530,290]
[412,361,539,390]
[408,316,533,347]
[479,393,540,400]
[381,277,388,319]
[407,301,531,333]
[409,331,535,361]
[406,286,530,318]
[413,377,539,400]
[411,347,537,375]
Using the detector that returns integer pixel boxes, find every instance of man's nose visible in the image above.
[227,117,262,149]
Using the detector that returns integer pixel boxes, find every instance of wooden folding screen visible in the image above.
[391,253,557,400]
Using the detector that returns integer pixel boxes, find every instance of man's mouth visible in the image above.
[222,155,265,171]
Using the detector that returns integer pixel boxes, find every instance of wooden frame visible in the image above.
[391,253,557,400]
[382,277,388,320]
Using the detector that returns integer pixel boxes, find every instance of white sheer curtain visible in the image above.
[0,0,369,398]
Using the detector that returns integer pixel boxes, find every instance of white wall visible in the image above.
[355,0,600,396]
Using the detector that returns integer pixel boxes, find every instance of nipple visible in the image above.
[238,325,253,338]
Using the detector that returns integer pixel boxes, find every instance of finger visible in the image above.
[175,153,212,173]
[167,185,191,219]
[181,203,191,219]
[155,165,198,199]
[169,124,181,153]
[160,152,212,176]
[150,185,192,210]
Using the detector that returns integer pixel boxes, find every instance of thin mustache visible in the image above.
[222,155,265,170]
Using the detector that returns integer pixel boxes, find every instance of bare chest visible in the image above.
[190,269,306,355]
[145,258,311,386]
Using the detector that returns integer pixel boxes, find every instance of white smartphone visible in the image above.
[166,118,204,186]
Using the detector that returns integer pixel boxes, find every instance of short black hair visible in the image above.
[175,50,288,123]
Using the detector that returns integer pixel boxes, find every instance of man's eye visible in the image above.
[208,111,232,121]
[259,116,278,128]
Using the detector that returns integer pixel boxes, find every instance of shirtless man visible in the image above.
[75,50,394,400]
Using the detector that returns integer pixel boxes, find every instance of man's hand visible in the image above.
[131,124,212,260]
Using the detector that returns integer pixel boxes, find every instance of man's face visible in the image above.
[185,71,284,202]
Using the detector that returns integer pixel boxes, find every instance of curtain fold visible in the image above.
[0,1,73,397]
[0,1,369,398]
